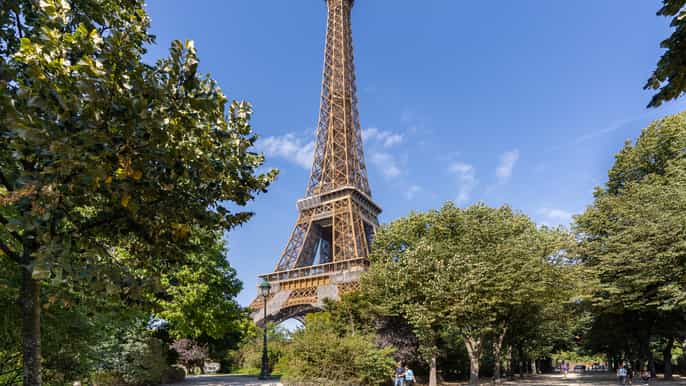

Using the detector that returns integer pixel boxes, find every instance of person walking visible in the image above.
[404,365,416,386]
[617,365,627,385]
[561,362,569,378]
[393,362,405,386]
[640,368,650,385]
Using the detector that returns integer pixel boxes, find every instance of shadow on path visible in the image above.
[164,374,281,386]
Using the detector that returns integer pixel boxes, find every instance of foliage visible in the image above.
[157,236,244,341]
[323,293,420,364]
[645,1,686,107]
[160,366,186,384]
[551,350,607,365]
[0,0,275,382]
[279,312,395,386]
[94,326,171,386]
[171,339,208,373]
[575,112,686,317]
[363,203,572,384]
[230,320,290,374]
[574,111,686,374]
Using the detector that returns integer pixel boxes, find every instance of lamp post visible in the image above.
[258,278,271,380]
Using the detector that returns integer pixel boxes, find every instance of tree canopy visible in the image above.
[645,0,686,107]
[363,203,572,386]
[0,0,275,383]
[574,111,686,378]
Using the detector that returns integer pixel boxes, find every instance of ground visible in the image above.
[163,374,281,386]
[497,373,686,385]
[169,372,686,386]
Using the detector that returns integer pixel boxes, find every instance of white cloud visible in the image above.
[495,149,519,183]
[362,127,404,148]
[538,208,573,226]
[448,162,477,204]
[370,152,401,178]
[405,185,422,200]
[256,133,314,169]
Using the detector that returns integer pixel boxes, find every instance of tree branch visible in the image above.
[13,10,23,39]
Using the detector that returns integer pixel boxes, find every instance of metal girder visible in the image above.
[252,0,380,323]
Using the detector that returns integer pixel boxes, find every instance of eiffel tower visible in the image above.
[251,0,381,326]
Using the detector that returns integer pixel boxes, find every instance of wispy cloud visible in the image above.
[448,162,477,204]
[495,149,519,183]
[556,107,683,150]
[362,127,404,148]
[538,207,574,227]
[256,133,314,169]
[405,185,422,200]
[370,152,401,178]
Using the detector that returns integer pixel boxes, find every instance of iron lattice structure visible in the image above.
[251,0,381,326]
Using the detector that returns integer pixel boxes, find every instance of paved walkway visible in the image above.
[164,374,282,386]
[169,373,686,386]
[497,373,686,386]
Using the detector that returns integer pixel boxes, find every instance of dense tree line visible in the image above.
[574,111,686,380]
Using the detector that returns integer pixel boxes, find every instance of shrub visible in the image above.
[94,328,170,385]
[91,370,125,385]
[230,322,289,374]
[279,313,395,385]
[161,366,186,384]
[171,339,208,374]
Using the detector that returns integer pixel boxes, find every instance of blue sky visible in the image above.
[145,1,684,306]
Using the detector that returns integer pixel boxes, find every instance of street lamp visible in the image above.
[258,278,271,380]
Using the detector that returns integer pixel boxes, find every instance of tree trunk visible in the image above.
[21,268,42,386]
[465,336,482,386]
[648,350,656,379]
[506,345,513,380]
[663,337,674,380]
[518,347,524,378]
[429,354,437,386]
[492,329,507,384]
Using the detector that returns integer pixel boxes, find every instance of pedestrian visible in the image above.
[393,361,405,386]
[640,368,650,385]
[404,364,416,386]
[561,362,568,378]
[617,365,627,385]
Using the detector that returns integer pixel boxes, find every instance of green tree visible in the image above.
[645,0,686,107]
[157,235,243,341]
[574,111,686,378]
[363,203,568,386]
[0,1,275,383]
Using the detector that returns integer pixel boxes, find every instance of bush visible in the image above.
[170,339,208,373]
[161,366,186,384]
[230,322,289,374]
[279,313,395,385]
[93,327,170,385]
[91,370,125,385]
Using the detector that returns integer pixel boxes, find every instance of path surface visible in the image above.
[164,374,282,386]
[497,373,686,386]
[169,372,686,386]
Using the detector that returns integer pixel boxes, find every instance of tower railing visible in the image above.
[259,257,369,283]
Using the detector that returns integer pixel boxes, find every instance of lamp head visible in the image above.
[259,278,271,297]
